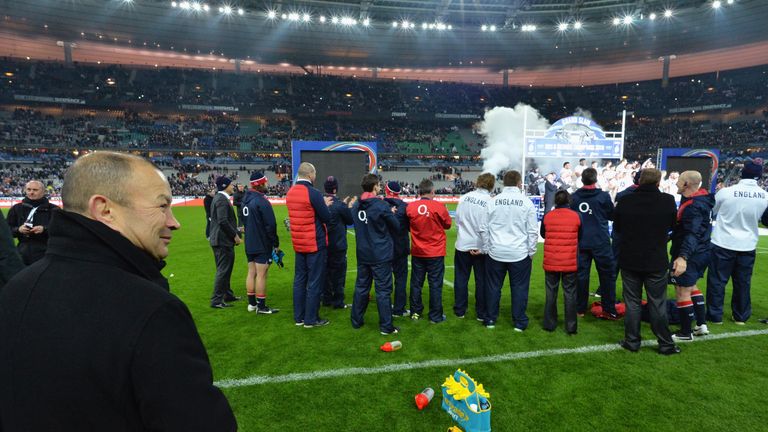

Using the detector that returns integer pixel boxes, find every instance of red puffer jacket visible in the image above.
[542,207,581,272]
[286,181,330,253]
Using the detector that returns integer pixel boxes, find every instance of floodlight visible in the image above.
[664,9,673,17]
[623,15,633,24]
[332,16,340,24]
[558,22,568,31]
[392,21,398,28]
[422,23,428,29]
[171,1,178,7]
[267,10,276,19]
[436,23,446,30]
[362,18,370,26]
[201,3,209,12]
[649,13,656,20]
[573,21,582,29]
[302,13,310,22]
[222,6,232,14]
[481,25,488,31]
[192,2,202,11]
[288,12,299,21]
[237,8,243,15]
[319,16,326,22]
[489,25,496,31]
[712,1,722,8]
[612,17,621,25]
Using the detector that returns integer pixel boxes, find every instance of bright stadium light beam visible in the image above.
[573,21,582,29]
[402,20,410,28]
[267,10,276,19]
[171,1,178,7]
[623,15,633,25]
[191,2,201,11]
[481,24,488,31]
[202,4,209,12]
[489,25,496,31]
[302,13,311,22]
[362,18,370,26]
[612,17,621,25]
[557,22,568,31]
[664,9,673,17]
[392,21,398,28]
[422,22,428,29]
[288,12,300,21]
[649,12,657,20]
[712,0,722,8]
[237,8,244,15]
[332,16,340,24]
[319,15,326,23]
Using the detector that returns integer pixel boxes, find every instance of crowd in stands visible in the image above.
[3,59,768,120]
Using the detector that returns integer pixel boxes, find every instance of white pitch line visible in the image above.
[214,329,768,389]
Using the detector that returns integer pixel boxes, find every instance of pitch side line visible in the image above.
[214,329,768,389]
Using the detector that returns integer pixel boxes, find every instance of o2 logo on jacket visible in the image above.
[358,210,368,224]
[417,204,430,217]
[578,202,593,215]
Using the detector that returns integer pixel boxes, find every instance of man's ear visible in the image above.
[87,195,116,225]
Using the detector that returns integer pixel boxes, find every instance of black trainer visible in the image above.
[659,345,682,355]
[304,319,330,328]
[211,303,233,309]
[257,306,280,314]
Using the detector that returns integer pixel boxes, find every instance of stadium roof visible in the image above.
[2,0,768,85]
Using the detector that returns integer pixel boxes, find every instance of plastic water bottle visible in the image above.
[414,387,434,410]
[380,341,402,352]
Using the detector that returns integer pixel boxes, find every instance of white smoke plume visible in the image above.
[572,107,593,119]
[478,103,550,175]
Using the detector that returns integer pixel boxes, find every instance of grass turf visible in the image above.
[164,204,768,431]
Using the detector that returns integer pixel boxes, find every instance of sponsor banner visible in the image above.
[526,116,623,159]
[179,104,239,112]
[14,94,85,105]
[391,112,407,117]
[272,108,287,114]
[435,113,480,119]
[668,103,731,114]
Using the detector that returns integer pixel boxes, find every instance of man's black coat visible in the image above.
[613,184,677,273]
[0,211,236,431]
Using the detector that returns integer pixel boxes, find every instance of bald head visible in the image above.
[62,151,157,214]
[676,170,703,197]
[24,180,45,200]
[297,162,316,182]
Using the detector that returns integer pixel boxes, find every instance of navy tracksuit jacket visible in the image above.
[242,191,279,256]
[323,194,354,307]
[350,196,400,333]
[384,196,410,314]
[570,186,617,314]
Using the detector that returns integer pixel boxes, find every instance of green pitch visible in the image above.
[165,205,768,431]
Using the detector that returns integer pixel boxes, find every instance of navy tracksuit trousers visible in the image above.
[293,250,327,325]
[409,256,445,322]
[351,261,395,333]
[453,250,488,320]
[706,244,756,323]
[485,256,532,330]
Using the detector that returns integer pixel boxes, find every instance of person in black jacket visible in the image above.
[203,187,216,239]
[570,168,618,318]
[6,180,59,265]
[242,171,280,314]
[0,211,24,288]
[543,172,559,215]
[383,181,411,317]
[209,176,242,308]
[0,151,237,431]
[669,170,715,341]
[614,168,679,355]
[350,174,400,335]
[322,176,355,309]
[232,183,246,228]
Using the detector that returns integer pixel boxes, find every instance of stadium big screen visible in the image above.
[665,156,714,190]
[300,151,370,199]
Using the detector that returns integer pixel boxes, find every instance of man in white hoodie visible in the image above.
[707,161,768,325]
[482,170,539,331]
[453,173,495,322]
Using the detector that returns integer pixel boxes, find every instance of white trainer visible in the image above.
[693,324,709,336]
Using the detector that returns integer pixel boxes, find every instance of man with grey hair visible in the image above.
[6,180,58,265]
[0,152,236,430]
[286,162,333,328]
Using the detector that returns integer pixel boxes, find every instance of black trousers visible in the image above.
[577,244,617,315]
[211,245,236,305]
[543,271,577,334]
[323,249,347,307]
[391,254,409,314]
[621,268,675,352]
[409,256,445,322]
[453,250,487,319]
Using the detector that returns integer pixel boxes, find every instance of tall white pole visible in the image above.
[620,109,627,160]
[522,107,528,181]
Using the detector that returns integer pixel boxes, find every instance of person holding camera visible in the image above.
[6,180,58,265]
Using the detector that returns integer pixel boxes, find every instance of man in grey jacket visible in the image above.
[209,176,242,308]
